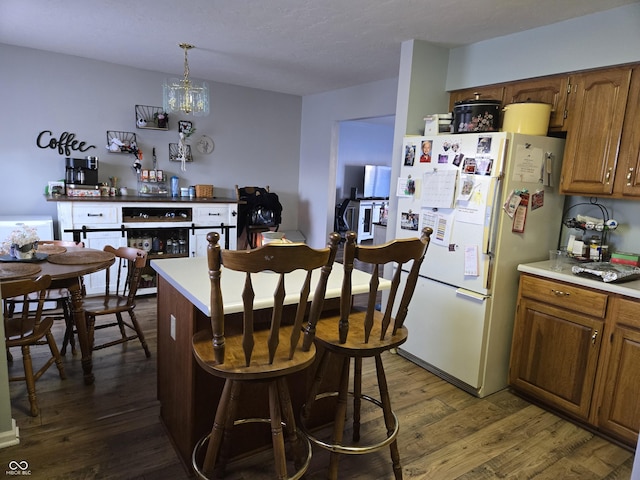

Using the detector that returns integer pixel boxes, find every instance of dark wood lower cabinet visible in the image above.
[156,275,338,472]
[509,273,640,448]
[509,297,603,420]
[597,298,640,444]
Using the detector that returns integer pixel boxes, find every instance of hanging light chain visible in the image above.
[180,43,194,88]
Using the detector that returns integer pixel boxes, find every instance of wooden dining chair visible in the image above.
[191,231,340,479]
[77,245,151,357]
[300,227,432,480]
[1,274,67,416]
[6,240,85,357]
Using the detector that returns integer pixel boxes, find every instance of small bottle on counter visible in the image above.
[589,236,601,261]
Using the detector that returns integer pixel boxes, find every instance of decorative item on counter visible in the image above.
[610,252,640,267]
[560,199,618,258]
[195,184,213,198]
[2,225,39,260]
[171,176,179,197]
[47,180,66,196]
[571,262,640,283]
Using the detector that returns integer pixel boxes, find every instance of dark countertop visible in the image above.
[45,195,240,204]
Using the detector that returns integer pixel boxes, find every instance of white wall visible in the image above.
[0,44,302,235]
[446,3,640,91]
[299,78,398,247]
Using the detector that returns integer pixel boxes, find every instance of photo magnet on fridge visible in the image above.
[531,190,544,211]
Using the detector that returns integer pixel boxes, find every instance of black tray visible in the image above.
[0,253,48,263]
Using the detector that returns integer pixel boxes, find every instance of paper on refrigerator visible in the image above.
[421,209,454,246]
[421,169,457,208]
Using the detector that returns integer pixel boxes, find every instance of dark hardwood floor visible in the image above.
[1,296,635,479]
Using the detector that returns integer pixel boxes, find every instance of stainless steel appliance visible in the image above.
[393,132,565,397]
[65,156,99,186]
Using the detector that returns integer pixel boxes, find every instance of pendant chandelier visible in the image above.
[163,43,210,117]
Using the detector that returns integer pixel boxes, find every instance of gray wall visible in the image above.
[0,44,302,234]
[444,3,640,255]
[299,78,399,247]
[336,119,395,201]
[446,4,640,91]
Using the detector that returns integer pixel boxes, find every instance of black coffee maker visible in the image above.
[65,157,99,185]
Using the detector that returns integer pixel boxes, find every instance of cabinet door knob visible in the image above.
[605,167,613,184]
[627,168,634,186]
[591,329,599,344]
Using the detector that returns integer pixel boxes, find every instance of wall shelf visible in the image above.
[169,143,193,163]
[106,131,138,154]
[135,105,169,130]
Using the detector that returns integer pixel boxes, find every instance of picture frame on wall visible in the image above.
[178,120,193,135]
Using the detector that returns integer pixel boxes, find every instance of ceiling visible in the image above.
[1,1,637,96]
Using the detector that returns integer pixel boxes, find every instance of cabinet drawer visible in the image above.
[72,205,119,225]
[612,296,640,329]
[193,206,230,224]
[520,275,608,318]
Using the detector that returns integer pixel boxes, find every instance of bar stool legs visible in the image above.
[192,378,312,480]
[300,350,402,480]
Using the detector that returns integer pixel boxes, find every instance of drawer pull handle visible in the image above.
[551,289,570,297]
[208,212,221,216]
[592,330,598,345]
[87,213,103,217]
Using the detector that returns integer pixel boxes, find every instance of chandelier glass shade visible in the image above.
[163,43,210,117]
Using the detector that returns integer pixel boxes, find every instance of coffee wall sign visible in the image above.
[37,130,96,156]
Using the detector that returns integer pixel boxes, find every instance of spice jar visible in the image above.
[589,236,601,261]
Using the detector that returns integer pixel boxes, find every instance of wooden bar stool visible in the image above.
[191,231,340,479]
[300,227,432,480]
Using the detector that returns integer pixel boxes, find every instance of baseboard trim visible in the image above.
[0,419,20,449]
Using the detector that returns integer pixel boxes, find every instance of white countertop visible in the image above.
[518,260,640,300]
[151,256,391,316]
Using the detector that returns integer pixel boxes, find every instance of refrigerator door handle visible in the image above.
[485,176,502,256]
[455,288,489,302]
[485,137,509,256]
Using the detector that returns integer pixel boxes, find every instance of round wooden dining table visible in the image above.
[0,247,115,385]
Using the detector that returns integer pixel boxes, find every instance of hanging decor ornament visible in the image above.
[163,43,210,117]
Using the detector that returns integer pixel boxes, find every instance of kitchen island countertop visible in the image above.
[151,256,390,317]
[518,260,640,299]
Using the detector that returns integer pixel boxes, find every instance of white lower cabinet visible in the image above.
[56,200,238,295]
[81,231,127,294]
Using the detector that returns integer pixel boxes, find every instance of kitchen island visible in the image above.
[150,256,391,472]
[511,260,640,449]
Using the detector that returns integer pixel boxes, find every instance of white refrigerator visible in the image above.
[393,132,565,397]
